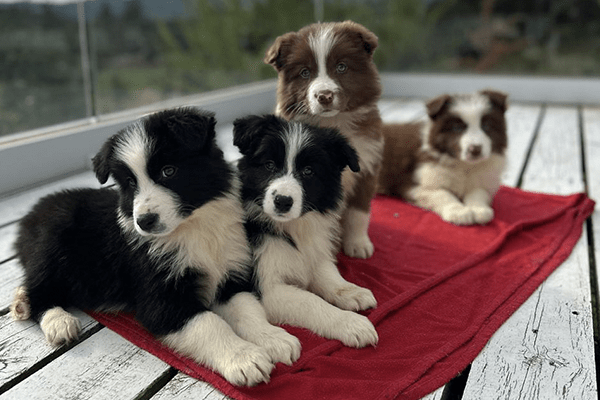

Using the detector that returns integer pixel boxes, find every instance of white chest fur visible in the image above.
[413,154,506,200]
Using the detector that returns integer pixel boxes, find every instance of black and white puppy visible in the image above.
[234,115,378,348]
[9,108,300,386]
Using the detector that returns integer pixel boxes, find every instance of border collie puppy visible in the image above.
[9,108,300,386]
[377,90,508,225]
[264,20,383,259]
[234,115,378,348]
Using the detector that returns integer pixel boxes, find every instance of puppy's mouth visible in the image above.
[316,109,340,117]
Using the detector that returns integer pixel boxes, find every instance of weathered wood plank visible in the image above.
[0,259,23,312]
[381,99,426,123]
[582,106,600,298]
[0,171,101,227]
[1,328,171,400]
[0,310,101,392]
[152,373,230,400]
[420,386,445,400]
[463,106,597,399]
[501,104,542,187]
[0,224,17,263]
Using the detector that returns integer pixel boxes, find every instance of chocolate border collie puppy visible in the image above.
[378,90,508,225]
[265,21,383,259]
[234,115,378,349]
[10,108,300,386]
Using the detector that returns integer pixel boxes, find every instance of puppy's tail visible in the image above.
[10,286,31,321]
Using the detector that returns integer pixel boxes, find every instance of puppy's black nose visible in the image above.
[274,195,293,213]
[137,213,159,232]
[468,145,482,157]
[316,90,334,105]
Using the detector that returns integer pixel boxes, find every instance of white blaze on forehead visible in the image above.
[450,93,493,162]
[115,123,183,236]
[283,122,312,173]
[307,26,340,115]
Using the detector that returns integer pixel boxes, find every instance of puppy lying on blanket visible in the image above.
[234,115,378,348]
[10,108,300,386]
[377,90,508,225]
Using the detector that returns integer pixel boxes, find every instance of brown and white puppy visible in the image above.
[377,90,508,225]
[264,20,383,259]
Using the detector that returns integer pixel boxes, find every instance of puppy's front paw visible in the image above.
[441,203,475,225]
[330,284,377,312]
[335,312,378,348]
[469,205,494,224]
[10,286,30,321]
[253,326,301,366]
[343,235,374,259]
[218,343,274,386]
[40,307,81,347]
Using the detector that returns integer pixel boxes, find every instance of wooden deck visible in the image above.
[0,98,598,399]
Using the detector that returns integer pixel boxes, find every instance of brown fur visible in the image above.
[265,21,383,258]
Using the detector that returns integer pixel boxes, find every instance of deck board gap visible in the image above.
[440,364,471,400]
[133,367,178,400]
[516,104,546,189]
[0,322,105,394]
[580,108,600,395]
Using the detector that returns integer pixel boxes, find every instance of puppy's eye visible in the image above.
[265,161,276,172]
[300,68,311,79]
[161,166,177,178]
[336,62,348,74]
[127,177,136,188]
[302,166,313,177]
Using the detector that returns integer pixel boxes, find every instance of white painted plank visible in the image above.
[0,310,100,390]
[0,259,23,311]
[152,373,229,400]
[420,386,445,400]
[0,171,101,226]
[519,106,584,194]
[582,106,600,310]
[463,106,597,399]
[0,224,17,262]
[2,328,170,400]
[381,99,426,123]
[501,104,542,187]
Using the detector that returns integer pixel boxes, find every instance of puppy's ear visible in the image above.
[165,108,217,152]
[233,114,281,155]
[325,128,360,173]
[481,90,508,114]
[341,20,379,56]
[92,134,117,184]
[264,32,298,71]
[426,94,452,120]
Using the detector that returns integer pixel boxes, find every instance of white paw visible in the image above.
[217,343,274,386]
[252,326,301,366]
[335,312,378,348]
[10,286,30,321]
[40,307,81,347]
[470,205,494,224]
[441,203,475,225]
[343,235,374,259]
[330,284,377,312]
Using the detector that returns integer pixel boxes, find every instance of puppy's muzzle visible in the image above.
[137,213,160,233]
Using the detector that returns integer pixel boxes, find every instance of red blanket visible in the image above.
[91,186,594,400]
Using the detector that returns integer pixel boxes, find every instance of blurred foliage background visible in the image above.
[1,0,600,136]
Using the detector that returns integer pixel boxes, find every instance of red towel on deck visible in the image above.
[90,186,594,400]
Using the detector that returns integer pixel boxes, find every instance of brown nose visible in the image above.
[468,145,482,157]
[316,90,334,105]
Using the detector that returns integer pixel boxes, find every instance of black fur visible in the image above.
[15,108,249,337]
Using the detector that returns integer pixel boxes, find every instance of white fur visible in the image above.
[256,210,378,348]
[409,134,505,226]
[162,311,273,386]
[214,292,301,365]
[263,175,304,221]
[451,96,493,162]
[40,307,82,346]
[10,286,30,321]
[307,26,340,116]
